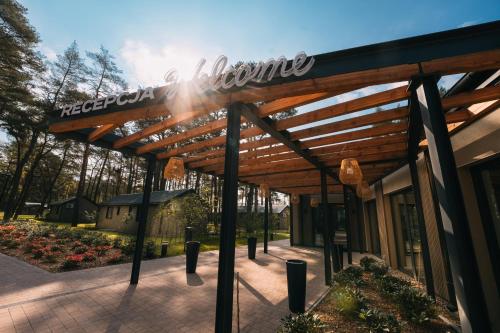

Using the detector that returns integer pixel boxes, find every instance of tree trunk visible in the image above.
[246,186,253,214]
[73,143,90,226]
[37,145,69,217]
[3,129,40,222]
[92,150,109,202]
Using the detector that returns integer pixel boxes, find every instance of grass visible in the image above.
[28,218,289,258]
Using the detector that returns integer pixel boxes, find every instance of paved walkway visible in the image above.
[0,240,329,333]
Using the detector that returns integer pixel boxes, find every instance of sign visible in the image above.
[58,51,315,118]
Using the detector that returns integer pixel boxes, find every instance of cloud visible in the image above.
[39,44,57,61]
[119,39,222,89]
[458,21,477,28]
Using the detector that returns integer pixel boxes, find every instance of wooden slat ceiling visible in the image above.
[47,23,500,195]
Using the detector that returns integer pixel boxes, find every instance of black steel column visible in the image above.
[130,155,155,284]
[415,75,490,332]
[320,169,333,284]
[343,186,353,265]
[356,197,366,254]
[264,197,269,254]
[408,156,435,298]
[214,103,241,333]
[289,194,294,246]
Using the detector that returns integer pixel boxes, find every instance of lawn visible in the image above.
[0,218,289,272]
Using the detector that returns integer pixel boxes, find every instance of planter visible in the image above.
[186,241,200,274]
[286,259,307,313]
[247,237,257,259]
[184,226,193,242]
[160,241,169,258]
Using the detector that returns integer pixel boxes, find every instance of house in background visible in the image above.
[46,197,97,223]
[237,204,290,230]
[96,189,195,237]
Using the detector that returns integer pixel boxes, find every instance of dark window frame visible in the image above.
[471,156,500,296]
[106,207,112,219]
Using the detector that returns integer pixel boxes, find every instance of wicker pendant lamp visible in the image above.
[356,180,373,199]
[259,183,270,198]
[163,157,185,180]
[310,197,320,208]
[290,193,300,205]
[339,158,363,185]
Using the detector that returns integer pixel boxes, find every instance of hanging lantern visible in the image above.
[290,193,300,205]
[339,158,363,185]
[310,197,320,208]
[356,180,373,199]
[259,183,270,198]
[163,157,185,180]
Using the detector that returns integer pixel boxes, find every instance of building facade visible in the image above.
[96,189,197,238]
[290,70,500,331]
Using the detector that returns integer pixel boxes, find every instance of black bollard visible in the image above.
[247,237,257,259]
[160,241,169,258]
[186,241,200,274]
[286,259,307,313]
[184,226,193,252]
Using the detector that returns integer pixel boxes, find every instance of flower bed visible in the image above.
[0,221,138,272]
[279,257,459,333]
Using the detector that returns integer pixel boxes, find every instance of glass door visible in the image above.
[390,188,426,284]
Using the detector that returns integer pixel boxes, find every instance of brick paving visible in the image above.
[0,240,331,333]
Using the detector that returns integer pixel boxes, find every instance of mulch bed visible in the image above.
[313,270,459,333]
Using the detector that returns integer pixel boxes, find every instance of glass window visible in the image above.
[390,188,426,284]
[472,157,500,295]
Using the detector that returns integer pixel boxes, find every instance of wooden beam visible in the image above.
[239,103,340,182]
[187,121,408,167]
[274,185,343,194]
[88,124,119,142]
[135,92,335,154]
[275,85,408,131]
[157,86,411,160]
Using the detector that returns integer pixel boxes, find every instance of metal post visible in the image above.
[215,103,241,333]
[343,185,353,265]
[356,197,366,254]
[264,197,269,254]
[320,169,332,284]
[130,155,155,284]
[330,198,341,273]
[408,155,435,297]
[415,75,490,333]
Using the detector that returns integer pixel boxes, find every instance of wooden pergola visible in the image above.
[48,21,500,333]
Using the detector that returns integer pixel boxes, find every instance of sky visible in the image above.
[12,0,500,140]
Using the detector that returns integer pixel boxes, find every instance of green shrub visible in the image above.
[278,313,325,333]
[360,256,377,271]
[44,252,57,263]
[60,255,84,270]
[70,229,85,240]
[6,240,19,249]
[370,263,389,277]
[107,254,125,265]
[120,239,136,256]
[375,275,411,298]
[396,286,436,324]
[333,286,367,317]
[32,248,44,259]
[333,266,365,287]
[358,308,400,332]
[50,245,62,252]
[73,246,88,254]
[94,245,111,256]
[112,238,123,249]
[144,241,156,259]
